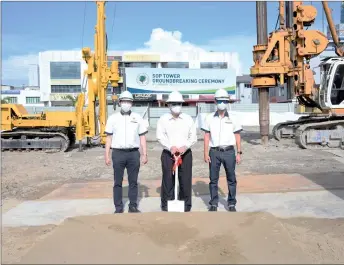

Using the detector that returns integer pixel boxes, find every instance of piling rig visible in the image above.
[250,1,344,149]
[1,1,119,152]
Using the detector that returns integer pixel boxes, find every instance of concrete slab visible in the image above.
[3,190,344,227]
[39,173,333,200]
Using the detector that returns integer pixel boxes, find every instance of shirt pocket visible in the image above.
[223,120,234,132]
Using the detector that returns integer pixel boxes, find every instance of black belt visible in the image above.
[210,146,234,152]
[112,148,139,152]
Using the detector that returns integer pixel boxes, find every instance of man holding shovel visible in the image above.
[156,90,197,212]
[201,88,242,212]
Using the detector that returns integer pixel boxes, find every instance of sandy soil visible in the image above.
[2,129,344,264]
[2,213,344,264]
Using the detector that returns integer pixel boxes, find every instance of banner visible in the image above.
[125,68,236,95]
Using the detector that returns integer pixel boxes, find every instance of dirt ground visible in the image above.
[2,213,344,264]
[2,129,344,204]
[2,128,344,264]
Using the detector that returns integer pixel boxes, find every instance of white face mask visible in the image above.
[121,102,132,113]
[217,102,227,111]
[171,105,182,114]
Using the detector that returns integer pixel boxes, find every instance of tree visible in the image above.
[62,95,79,106]
[1,97,11,104]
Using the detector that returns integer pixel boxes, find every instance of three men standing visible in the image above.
[105,88,241,213]
[201,88,242,212]
[105,91,148,213]
[156,91,197,212]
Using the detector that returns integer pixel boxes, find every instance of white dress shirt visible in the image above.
[105,111,148,149]
[156,112,197,151]
[201,110,242,147]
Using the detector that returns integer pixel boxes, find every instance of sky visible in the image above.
[1,0,342,86]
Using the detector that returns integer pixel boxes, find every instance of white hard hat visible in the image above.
[166,90,184,103]
[119,90,133,101]
[214,88,230,100]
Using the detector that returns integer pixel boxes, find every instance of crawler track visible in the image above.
[295,120,344,149]
[1,129,76,152]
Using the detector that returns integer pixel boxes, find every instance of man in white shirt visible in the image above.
[201,88,242,212]
[156,90,197,212]
[104,90,148,214]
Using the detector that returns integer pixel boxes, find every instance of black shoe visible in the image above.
[208,206,217,212]
[114,208,124,214]
[128,206,141,213]
[185,208,191,212]
[228,205,236,212]
[161,206,168,212]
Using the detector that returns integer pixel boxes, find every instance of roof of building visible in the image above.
[236,75,252,83]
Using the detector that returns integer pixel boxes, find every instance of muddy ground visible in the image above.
[2,128,344,264]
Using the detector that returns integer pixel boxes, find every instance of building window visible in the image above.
[161,62,189,68]
[244,83,252,88]
[50,62,81,79]
[26,97,40,104]
[3,97,17,103]
[200,62,228,69]
[123,62,154,68]
[51,85,81,93]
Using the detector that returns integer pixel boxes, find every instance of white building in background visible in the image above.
[1,87,43,107]
[36,50,239,106]
[28,64,40,87]
[236,75,287,104]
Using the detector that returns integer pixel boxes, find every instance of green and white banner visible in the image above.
[125,68,236,95]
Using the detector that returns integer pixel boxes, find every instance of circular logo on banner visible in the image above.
[136,73,149,86]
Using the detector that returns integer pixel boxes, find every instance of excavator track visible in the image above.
[1,130,75,152]
[272,115,342,140]
[295,120,344,149]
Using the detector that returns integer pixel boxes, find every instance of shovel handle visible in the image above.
[174,155,180,201]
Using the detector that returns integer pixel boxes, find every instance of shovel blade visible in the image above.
[167,200,185,212]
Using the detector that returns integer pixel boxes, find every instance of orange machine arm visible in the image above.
[250,1,329,106]
[76,1,120,147]
[322,1,344,57]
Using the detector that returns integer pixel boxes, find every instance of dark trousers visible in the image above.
[209,148,237,207]
[160,149,193,210]
[112,149,140,211]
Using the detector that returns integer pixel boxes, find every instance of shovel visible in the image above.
[168,153,185,212]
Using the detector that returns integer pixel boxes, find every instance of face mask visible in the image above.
[217,102,227,111]
[121,102,132,113]
[171,105,182,114]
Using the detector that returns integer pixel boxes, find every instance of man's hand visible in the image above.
[105,155,111,166]
[204,154,211,163]
[236,154,241,164]
[178,146,187,155]
[170,146,178,155]
[141,154,148,165]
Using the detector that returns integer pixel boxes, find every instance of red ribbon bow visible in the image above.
[172,155,183,172]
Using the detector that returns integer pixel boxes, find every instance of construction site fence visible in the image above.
[26,103,296,128]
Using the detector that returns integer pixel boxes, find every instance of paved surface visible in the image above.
[3,173,344,227]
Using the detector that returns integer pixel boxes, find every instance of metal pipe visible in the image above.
[286,1,295,100]
[279,1,285,29]
[256,1,270,145]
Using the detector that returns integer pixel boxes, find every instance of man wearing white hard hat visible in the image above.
[104,90,148,214]
[201,88,242,212]
[156,90,197,212]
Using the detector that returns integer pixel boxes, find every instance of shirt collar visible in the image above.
[214,110,229,117]
[120,110,131,116]
[168,112,183,120]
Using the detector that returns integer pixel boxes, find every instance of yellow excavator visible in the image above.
[251,1,344,149]
[1,1,118,152]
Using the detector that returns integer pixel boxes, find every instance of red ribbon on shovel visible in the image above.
[172,151,183,172]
